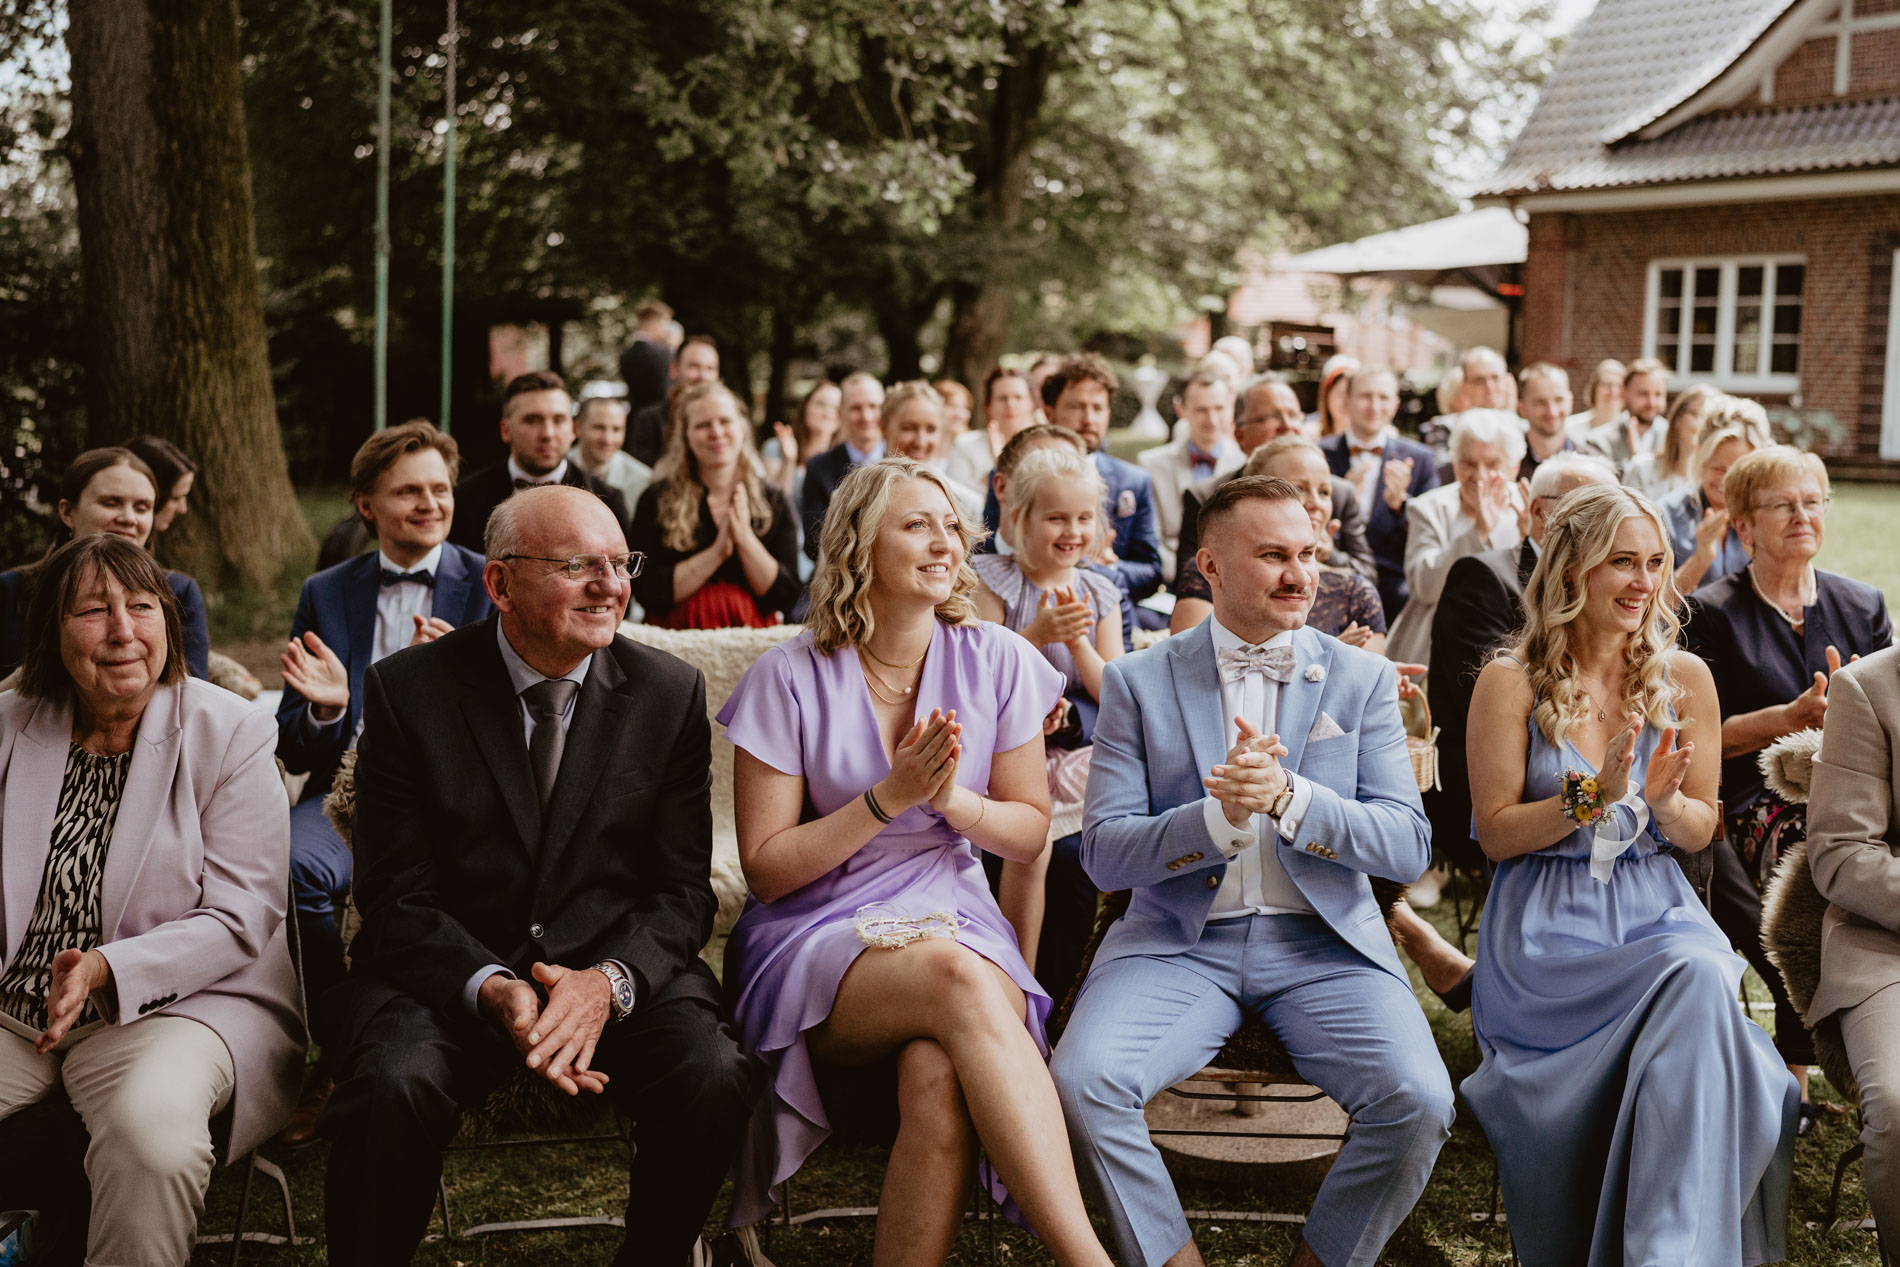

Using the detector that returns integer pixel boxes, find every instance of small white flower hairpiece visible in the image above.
[1304,663,1326,683]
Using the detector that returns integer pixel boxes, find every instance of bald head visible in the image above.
[483,484,631,674]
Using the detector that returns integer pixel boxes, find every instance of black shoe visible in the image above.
[1431,968,1474,1014]
[1797,1100,1817,1138]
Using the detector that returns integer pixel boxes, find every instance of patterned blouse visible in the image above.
[0,744,131,1031]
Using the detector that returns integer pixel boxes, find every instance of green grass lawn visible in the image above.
[1818,482,1900,607]
[187,881,1886,1265]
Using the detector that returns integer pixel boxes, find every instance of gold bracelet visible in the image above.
[950,794,987,835]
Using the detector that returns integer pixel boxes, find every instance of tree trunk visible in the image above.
[763,303,794,430]
[67,0,313,592]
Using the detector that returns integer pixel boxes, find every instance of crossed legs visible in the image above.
[809,938,1113,1267]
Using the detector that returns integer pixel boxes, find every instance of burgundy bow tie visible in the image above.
[1189,453,1218,474]
[1349,444,1384,460]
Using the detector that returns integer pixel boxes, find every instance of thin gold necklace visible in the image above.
[858,649,922,700]
[861,638,929,672]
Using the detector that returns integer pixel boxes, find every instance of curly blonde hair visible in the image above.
[1513,483,1686,745]
[652,380,772,554]
[806,457,983,655]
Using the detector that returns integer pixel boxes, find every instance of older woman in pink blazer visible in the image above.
[0,534,303,1267]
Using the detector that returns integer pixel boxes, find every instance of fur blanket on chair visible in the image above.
[1755,728,1857,1099]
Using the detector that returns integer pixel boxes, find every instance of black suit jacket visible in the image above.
[799,443,861,562]
[1170,470,1376,603]
[619,338,672,416]
[335,618,719,1038]
[447,461,632,555]
[628,400,670,469]
[1425,538,1537,868]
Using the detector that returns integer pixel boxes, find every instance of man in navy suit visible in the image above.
[275,421,495,1141]
[800,371,886,560]
[1037,353,1164,611]
[1319,368,1439,622]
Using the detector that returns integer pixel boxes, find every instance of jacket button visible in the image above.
[1206,875,1220,890]
[529,923,545,939]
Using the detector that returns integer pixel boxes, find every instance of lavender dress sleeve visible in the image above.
[715,644,803,776]
[986,624,1065,752]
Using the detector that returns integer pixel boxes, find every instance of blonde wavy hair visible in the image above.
[1001,445,1108,555]
[1513,483,1686,745]
[806,457,984,655]
[652,380,772,554]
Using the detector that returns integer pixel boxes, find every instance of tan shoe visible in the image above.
[276,1075,333,1148]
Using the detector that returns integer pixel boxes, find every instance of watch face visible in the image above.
[614,981,635,1014]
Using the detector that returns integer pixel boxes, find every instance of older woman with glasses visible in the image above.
[1686,443,1893,1136]
[0,534,303,1267]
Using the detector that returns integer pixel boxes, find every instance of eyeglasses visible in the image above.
[499,552,644,580]
[1759,497,1830,520]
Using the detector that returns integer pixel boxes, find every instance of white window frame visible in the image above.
[1642,255,1806,395]
[1882,247,1900,460]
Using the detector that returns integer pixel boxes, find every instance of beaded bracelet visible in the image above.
[1559,769,1606,824]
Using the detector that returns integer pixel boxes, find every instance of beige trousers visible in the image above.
[0,1013,234,1267]
[1843,981,1900,1241]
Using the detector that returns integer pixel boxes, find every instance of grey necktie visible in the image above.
[523,678,580,809]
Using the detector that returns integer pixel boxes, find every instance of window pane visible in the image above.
[1659,268,1683,300]
[1660,307,1682,335]
[1734,341,1760,374]
[1770,343,1799,374]
[1695,267,1721,298]
[1773,304,1803,335]
[1656,340,1680,368]
[1775,263,1805,296]
[1690,343,1715,372]
[1737,265,1764,297]
[1692,304,1718,335]
[1734,302,1761,338]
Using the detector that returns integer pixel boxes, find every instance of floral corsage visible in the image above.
[1559,769,1605,824]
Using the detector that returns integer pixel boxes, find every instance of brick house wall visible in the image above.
[1521,193,1900,461]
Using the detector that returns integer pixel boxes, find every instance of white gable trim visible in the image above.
[1634,0,1841,140]
[1485,167,1900,213]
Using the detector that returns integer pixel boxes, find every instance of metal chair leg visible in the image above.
[437,1175,454,1238]
[229,1153,258,1267]
[1828,1140,1868,1229]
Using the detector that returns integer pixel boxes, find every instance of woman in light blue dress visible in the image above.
[1463,482,1796,1267]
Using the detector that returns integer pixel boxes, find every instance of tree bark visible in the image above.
[68,0,312,590]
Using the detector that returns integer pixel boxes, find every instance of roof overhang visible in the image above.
[1631,0,1840,139]
[1476,164,1900,212]
[1280,207,1526,289]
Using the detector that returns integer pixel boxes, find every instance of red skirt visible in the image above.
[655,579,775,630]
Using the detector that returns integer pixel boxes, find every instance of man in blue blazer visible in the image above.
[799,371,886,561]
[1052,474,1451,1267]
[274,421,493,1140]
[1318,367,1438,623]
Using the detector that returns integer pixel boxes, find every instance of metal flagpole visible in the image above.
[374,0,392,430]
[439,0,457,431]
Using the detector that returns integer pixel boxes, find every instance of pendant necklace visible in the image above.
[859,648,922,702]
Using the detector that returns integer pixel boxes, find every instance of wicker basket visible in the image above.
[1398,687,1439,794]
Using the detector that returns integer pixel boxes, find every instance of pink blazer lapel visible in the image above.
[2,696,75,967]
[98,684,184,943]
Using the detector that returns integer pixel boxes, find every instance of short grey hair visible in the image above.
[483,490,530,560]
[1242,371,1293,395]
[1448,408,1527,466]
[1529,451,1617,500]
[1461,346,1506,374]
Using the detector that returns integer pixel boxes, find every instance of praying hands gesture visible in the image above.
[282,630,349,723]
[876,708,962,815]
[1205,716,1290,829]
[1381,457,1414,513]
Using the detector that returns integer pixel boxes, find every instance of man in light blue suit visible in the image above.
[1051,474,1452,1267]
[273,421,493,1140]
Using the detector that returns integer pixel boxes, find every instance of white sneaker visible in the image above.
[1409,864,1446,909]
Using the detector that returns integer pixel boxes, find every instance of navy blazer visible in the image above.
[1,566,209,682]
[274,544,493,800]
[1319,433,1440,622]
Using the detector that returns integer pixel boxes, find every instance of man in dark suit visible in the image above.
[1425,453,1615,868]
[1040,352,1164,607]
[800,370,886,560]
[1169,373,1375,633]
[617,298,675,416]
[321,485,760,1266]
[274,420,495,1142]
[448,370,630,554]
[628,334,721,468]
[1318,367,1440,622]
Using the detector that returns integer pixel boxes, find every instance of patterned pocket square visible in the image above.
[1307,712,1346,743]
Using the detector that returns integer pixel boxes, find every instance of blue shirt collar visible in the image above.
[496,620,592,698]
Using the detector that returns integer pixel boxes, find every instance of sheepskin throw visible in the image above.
[1759,727,1824,805]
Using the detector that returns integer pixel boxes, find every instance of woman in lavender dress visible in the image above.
[718,457,1113,1266]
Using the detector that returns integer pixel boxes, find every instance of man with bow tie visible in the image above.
[1137,368,1244,585]
[1318,367,1439,622]
[1052,475,1451,1267]
[273,421,494,1142]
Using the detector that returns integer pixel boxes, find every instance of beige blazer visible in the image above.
[0,680,305,1157]
[1806,644,1900,1025]
[1137,437,1244,582]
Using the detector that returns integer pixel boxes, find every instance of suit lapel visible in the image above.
[2,697,73,965]
[536,647,628,879]
[1167,624,1228,784]
[100,684,184,941]
[460,624,542,854]
[1277,627,1329,776]
[343,553,379,705]
[432,545,479,627]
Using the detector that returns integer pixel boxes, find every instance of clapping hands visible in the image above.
[1205,716,1290,829]
[281,631,349,722]
[1021,587,1093,649]
[878,708,962,815]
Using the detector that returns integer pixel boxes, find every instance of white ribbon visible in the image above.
[1587,792,1650,885]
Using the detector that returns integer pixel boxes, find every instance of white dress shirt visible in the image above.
[372,544,442,664]
[1201,619,1316,918]
[507,455,570,487]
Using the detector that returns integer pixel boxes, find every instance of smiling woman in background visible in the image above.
[123,436,199,536]
[1,448,210,681]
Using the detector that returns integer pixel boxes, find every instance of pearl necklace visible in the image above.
[1746,563,1814,630]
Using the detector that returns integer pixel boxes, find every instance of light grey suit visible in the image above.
[1051,622,1452,1267]
[1808,644,1900,1234]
